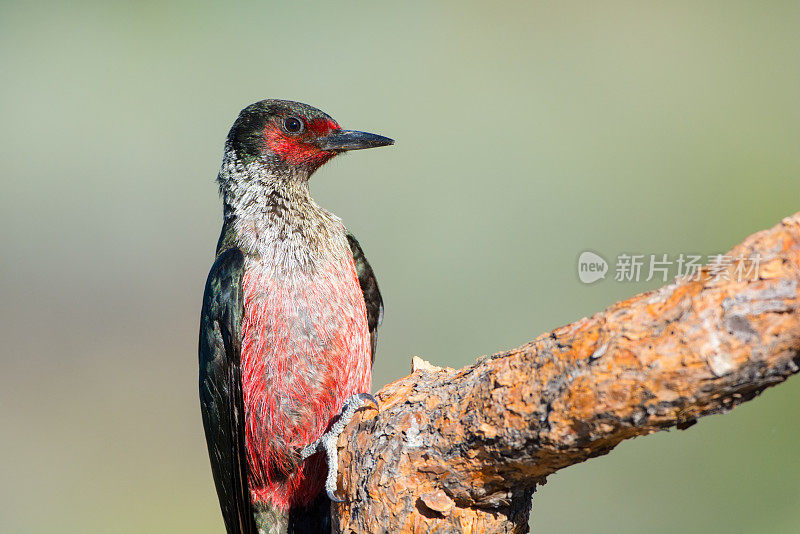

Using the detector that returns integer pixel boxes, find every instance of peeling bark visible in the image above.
[332,214,800,533]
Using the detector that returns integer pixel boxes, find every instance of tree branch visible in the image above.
[332,213,800,533]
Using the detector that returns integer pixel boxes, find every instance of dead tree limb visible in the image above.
[332,213,800,533]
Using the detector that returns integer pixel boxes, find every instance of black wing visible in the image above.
[199,247,257,534]
[347,233,383,363]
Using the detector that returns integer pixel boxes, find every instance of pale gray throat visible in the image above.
[218,149,348,275]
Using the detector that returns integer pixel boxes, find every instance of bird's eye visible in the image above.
[282,117,304,134]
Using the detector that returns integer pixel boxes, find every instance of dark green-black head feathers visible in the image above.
[225,99,393,174]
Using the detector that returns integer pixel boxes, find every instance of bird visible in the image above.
[199,99,393,533]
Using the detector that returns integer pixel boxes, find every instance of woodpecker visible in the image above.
[199,100,393,533]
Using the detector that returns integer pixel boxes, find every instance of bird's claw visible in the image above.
[327,488,345,502]
[353,392,379,412]
[300,392,380,503]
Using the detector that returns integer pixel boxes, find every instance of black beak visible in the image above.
[314,130,394,152]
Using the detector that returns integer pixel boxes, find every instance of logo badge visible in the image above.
[578,251,608,284]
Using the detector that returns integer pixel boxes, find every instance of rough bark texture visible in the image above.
[332,213,800,533]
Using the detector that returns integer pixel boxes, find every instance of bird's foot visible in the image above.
[299,393,379,502]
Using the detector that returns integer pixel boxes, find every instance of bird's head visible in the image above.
[222,99,394,182]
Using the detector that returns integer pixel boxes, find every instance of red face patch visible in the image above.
[307,117,339,137]
[263,117,341,167]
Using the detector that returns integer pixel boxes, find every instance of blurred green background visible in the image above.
[1,1,799,533]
